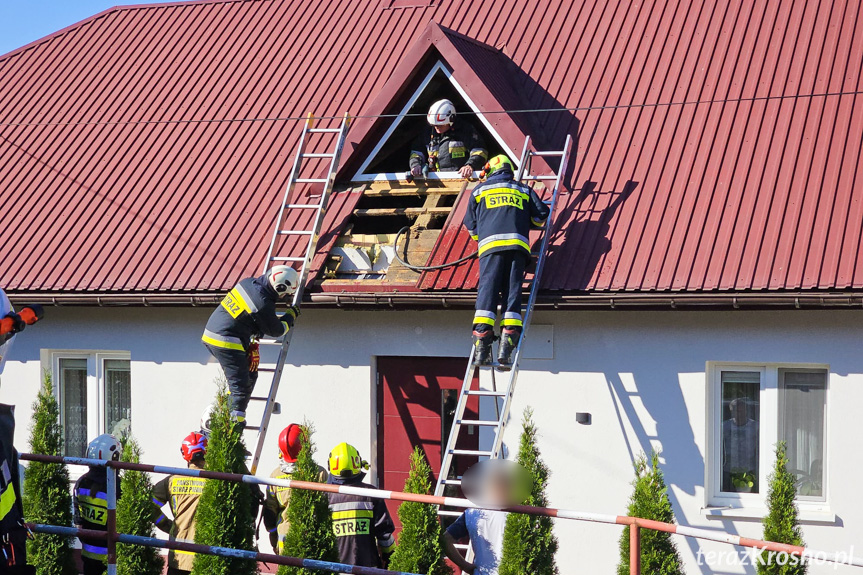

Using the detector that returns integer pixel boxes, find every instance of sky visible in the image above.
[0,0,177,56]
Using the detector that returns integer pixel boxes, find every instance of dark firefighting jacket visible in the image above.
[409,124,488,172]
[463,167,550,258]
[327,475,396,568]
[74,467,121,562]
[0,404,30,570]
[202,275,289,352]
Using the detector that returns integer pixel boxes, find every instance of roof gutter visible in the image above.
[308,291,863,310]
[10,291,862,310]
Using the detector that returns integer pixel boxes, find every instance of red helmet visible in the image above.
[278,424,305,463]
[181,432,208,462]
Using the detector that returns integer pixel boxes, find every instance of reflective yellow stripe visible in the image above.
[474,186,530,203]
[473,316,496,326]
[201,334,245,351]
[470,149,489,159]
[502,318,524,327]
[478,238,530,255]
[531,217,547,226]
[0,485,16,520]
[332,509,374,520]
[470,234,479,241]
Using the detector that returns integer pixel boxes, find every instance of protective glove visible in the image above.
[247,342,260,372]
[0,312,25,336]
[280,306,301,327]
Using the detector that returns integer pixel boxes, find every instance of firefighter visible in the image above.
[0,289,40,574]
[409,99,488,180]
[152,432,208,575]
[262,423,328,553]
[1,289,42,379]
[74,434,122,575]
[326,443,396,569]
[464,154,550,367]
[202,266,300,426]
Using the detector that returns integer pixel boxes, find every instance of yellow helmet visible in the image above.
[481,154,515,178]
[328,442,369,479]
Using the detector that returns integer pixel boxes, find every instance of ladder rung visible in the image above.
[258,367,276,372]
[245,425,261,431]
[301,153,336,158]
[531,150,565,157]
[458,419,500,427]
[295,178,328,184]
[308,128,342,133]
[450,449,493,457]
[258,338,283,345]
[285,203,322,209]
[271,256,305,262]
[523,175,558,180]
[278,230,313,235]
[249,396,270,401]
[437,510,463,517]
[453,544,470,550]
[463,390,506,397]
[439,478,462,485]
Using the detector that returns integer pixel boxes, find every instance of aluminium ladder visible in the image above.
[433,134,573,556]
[248,113,351,474]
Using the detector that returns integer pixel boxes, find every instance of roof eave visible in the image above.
[8,290,863,311]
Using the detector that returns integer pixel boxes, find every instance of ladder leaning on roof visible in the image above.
[247,113,351,474]
[433,134,572,557]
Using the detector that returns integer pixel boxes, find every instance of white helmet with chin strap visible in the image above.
[87,434,121,461]
[427,99,456,126]
[267,266,299,300]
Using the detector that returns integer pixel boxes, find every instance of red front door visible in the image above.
[376,356,479,528]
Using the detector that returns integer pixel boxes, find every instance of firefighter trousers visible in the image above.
[203,343,258,416]
[472,250,527,335]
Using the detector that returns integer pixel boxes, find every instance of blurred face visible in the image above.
[434,124,451,134]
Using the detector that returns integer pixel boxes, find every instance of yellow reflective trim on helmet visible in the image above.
[201,334,245,351]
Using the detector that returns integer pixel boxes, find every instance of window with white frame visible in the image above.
[708,364,827,506]
[52,352,131,457]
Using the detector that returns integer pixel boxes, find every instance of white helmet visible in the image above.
[200,403,216,436]
[267,266,299,299]
[87,434,121,462]
[427,99,456,126]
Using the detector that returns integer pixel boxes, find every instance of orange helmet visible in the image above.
[181,432,208,462]
[278,424,306,463]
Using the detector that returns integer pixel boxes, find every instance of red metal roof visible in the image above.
[1,0,862,296]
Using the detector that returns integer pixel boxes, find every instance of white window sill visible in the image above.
[701,506,837,525]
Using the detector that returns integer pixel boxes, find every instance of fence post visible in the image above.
[106,464,117,575]
[629,523,640,575]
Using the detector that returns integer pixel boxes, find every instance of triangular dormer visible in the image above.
[310,22,576,290]
[351,60,516,180]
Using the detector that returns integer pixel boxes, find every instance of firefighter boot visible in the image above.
[472,330,494,365]
[497,328,520,370]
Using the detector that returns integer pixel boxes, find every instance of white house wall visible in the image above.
[0,306,860,574]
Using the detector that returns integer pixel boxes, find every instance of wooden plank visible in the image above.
[353,207,453,217]
[362,187,461,197]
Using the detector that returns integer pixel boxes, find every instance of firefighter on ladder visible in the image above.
[326,443,396,569]
[0,288,42,573]
[465,155,550,367]
[262,424,328,553]
[202,266,300,427]
[74,434,122,575]
[152,432,209,575]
